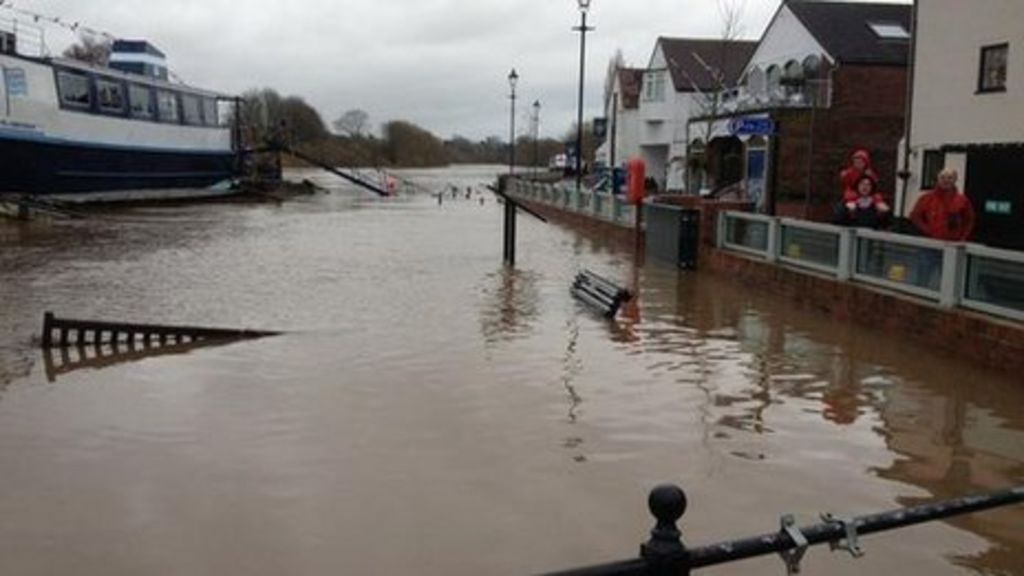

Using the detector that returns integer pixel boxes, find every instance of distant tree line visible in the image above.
[237,89,590,169]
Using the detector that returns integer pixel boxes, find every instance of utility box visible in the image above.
[645,202,700,269]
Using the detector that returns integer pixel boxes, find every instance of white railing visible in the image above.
[961,244,1024,322]
[717,211,1024,322]
[508,178,636,229]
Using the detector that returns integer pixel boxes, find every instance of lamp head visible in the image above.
[577,0,591,12]
[508,68,519,90]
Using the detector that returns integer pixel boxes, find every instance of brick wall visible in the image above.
[772,65,908,221]
[705,249,1024,375]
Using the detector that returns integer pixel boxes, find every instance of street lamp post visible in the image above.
[508,68,518,176]
[532,100,541,179]
[505,68,519,266]
[573,0,593,192]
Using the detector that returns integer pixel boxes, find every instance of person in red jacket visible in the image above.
[909,168,975,241]
[839,149,879,203]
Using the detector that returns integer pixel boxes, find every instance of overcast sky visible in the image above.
[12,0,905,140]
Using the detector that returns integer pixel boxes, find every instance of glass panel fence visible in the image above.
[965,253,1024,315]
[724,216,769,253]
[780,225,840,270]
[855,237,943,293]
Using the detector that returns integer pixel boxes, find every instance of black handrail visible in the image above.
[540,484,1024,576]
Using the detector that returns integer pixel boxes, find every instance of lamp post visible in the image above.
[532,100,541,179]
[508,68,518,176]
[573,0,593,192]
[504,68,519,266]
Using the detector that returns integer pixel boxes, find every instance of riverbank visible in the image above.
[507,180,1024,377]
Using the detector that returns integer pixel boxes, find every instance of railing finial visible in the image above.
[641,484,689,573]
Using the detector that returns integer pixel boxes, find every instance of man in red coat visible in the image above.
[910,168,975,241]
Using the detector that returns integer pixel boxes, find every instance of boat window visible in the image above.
[96,78,126,114]
[57,70,91,109]
[129,84,156,120]
[202,98,218,126]
[181,94,203,126]
[157,90,180,123]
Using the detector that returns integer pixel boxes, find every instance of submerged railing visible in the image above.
[540,484,1024,576]
[718,212,1024,321]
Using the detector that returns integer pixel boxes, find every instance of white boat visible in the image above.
[0,17,238,201]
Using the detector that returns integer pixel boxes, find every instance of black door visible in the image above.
[965,146,1024,249]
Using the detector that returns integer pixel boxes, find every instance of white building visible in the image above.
[594,68,642,171]
[900,0,1024,249]
[636,37,756,192]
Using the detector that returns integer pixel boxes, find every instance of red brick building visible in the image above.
[688,1,911,221]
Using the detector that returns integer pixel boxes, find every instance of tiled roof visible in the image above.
[787,1,912,66]
[658,38,758,92]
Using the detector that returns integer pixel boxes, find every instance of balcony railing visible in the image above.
[717,211,1024,322]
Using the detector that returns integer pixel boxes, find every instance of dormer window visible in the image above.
[868,22,910,40]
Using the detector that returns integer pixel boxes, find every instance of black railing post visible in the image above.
[640,484,690,576]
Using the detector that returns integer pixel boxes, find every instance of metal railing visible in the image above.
[509,179,635,228]
[540,483,1024,576]
[717,211,1024,321]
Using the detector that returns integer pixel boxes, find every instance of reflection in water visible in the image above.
[42,338,239,383]
[477,267,541,346]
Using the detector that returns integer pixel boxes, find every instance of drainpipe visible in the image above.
[898,0,919,217]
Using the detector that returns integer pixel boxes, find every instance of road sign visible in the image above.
[729,117,775,136]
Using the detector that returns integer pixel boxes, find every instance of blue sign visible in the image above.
[729,117,775,136]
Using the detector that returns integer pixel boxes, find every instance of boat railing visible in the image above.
[0,15,48,58]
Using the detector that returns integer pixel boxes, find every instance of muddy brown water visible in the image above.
[0,166,1021,576]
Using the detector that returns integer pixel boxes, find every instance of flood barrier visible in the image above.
[570,270,632,318]
[41,311,280,349]
[540,483,1024,576]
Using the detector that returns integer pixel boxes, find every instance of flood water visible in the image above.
[0,165,1021,576]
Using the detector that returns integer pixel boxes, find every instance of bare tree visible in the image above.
[62,34,111,66]
[684,0,746,191]
[333,109,371,137]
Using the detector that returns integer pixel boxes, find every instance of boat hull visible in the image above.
[0,134,236,196]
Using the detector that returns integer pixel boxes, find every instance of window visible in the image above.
[3,68,27,97]
[129,84,155,119]
[868,22,910,41]
[181,94,202,125]
[921,149,945,189]
[96,78,126,114]
[157,90,180,123]
[644,70,666,102]
[202,98,218,126]
[978,43,1008,93]
[57,70,91,109]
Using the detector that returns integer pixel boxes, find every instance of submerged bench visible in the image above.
[570,270,633,318]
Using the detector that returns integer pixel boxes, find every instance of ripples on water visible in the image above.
[0,165,1021,576]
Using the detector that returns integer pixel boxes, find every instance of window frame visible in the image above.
[867,22,910,41]
[128,83,156,120]
[201,97,219,126]
[55,69,93,111]
[977,43,1009,94]
[920,149,945,190]
[156,89,181,124]
[180,93,203,126]
[95,77,128,116]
